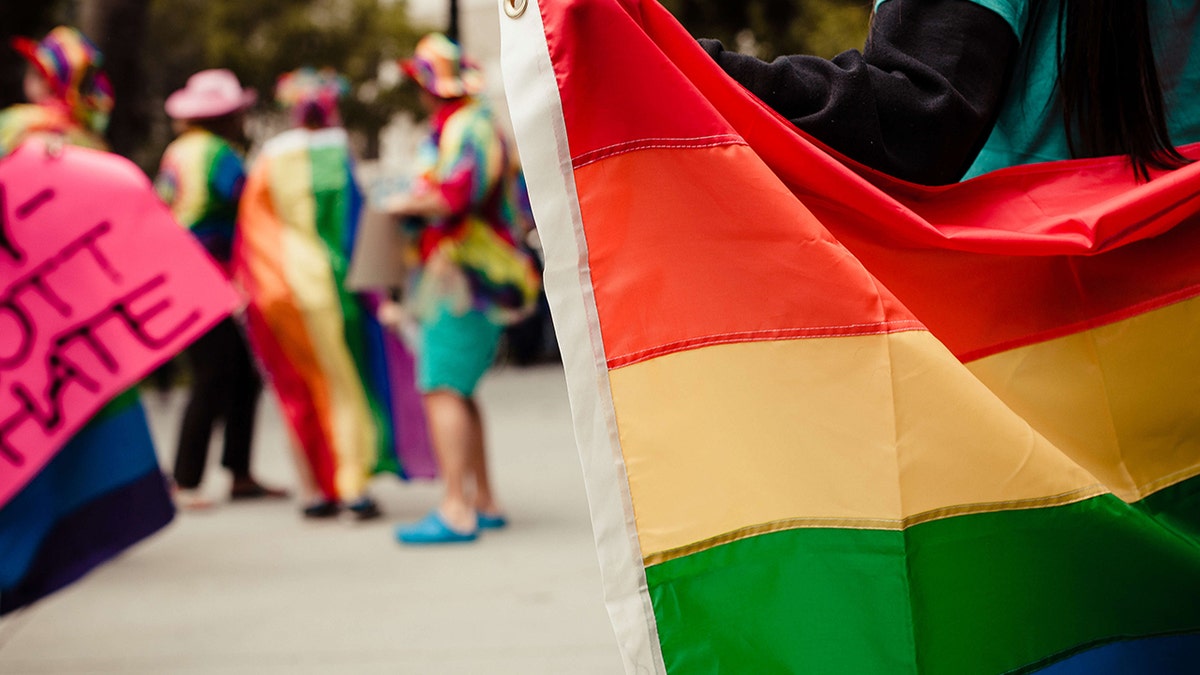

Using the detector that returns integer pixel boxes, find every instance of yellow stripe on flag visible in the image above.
[610,330,1104,560]
[968,294,1200,502]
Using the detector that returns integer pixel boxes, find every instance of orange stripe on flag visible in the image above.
[575,145,921,368]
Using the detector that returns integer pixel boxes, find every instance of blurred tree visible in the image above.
[142,0,424,167]
[660,0,871,60]
[0,0,151,160]
[80,0,151,159]
[0,3,69,108]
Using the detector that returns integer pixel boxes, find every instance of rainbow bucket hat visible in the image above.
[12,26,114,132]
[400,33,484,99]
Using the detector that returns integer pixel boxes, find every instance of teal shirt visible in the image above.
[877,0,1200,177]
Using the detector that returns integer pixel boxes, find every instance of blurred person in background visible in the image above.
[235,68,386,521]
[0,25,112,155]
[385,34,540,544]
[156,69,286,509]
[0,25,177,615]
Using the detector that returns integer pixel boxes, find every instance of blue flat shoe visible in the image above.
[476,512,508,530]
[396,510,477,544]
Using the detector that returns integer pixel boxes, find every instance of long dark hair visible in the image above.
[1053,0,1189,179]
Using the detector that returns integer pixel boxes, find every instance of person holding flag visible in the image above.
[699,0,1197,182]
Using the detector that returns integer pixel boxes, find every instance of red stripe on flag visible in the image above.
[550,0,1200,364]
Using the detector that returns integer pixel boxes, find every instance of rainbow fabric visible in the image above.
[501,1,1200,672]
[0,391,172,615]
[155,128,244,265]
[235,128,433,500]
[0,103,106,156]
[11,26,113,137]
[409,99,540,325]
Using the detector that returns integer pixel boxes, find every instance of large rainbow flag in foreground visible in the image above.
[500,0,1200,672]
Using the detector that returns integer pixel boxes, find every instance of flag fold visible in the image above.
[501,0,1200,673]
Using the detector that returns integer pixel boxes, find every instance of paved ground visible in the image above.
[0,363,625,674]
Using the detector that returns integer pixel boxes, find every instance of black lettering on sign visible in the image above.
[113,275,200,349]
[0,184,24,264]
[0,221,122,375]
[10,352,102,433]
[0,272,202,467]
[75,221,122,284]
[55,324,119,374]
[26,275,73,318]
[0,429,23,467]
[0,298,35,370]
[16,188,54,219]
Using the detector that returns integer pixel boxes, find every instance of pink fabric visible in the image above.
[0,141,238,507]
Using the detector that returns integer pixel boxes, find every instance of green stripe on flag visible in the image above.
[308,145,395,467]
[646,484,1200,674]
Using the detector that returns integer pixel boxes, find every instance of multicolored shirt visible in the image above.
[0,103,106,157]
[409,98,539,322]
[155,128,245,265]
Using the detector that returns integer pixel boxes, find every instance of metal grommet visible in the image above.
[504,0,527,19]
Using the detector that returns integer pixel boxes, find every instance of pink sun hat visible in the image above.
[164,69,257,120]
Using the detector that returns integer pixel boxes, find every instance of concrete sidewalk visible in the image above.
[0,364,625,674]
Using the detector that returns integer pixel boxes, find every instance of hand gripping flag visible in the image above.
[500,1,1200,673]
[0,140,239,614]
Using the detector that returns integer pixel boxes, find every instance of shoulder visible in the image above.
[874,0,1026,38]
[261,126,350,157]
[441,102,498,145]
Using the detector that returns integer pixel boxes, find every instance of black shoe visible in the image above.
[347,497,382,521]
[302,499,341,519]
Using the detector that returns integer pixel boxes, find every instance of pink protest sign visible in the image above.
[0,141,238,508]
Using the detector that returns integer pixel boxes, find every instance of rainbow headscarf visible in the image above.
[12,26,114,134]
[275,67,348,129]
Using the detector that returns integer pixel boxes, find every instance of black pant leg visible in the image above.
[219,324,262,478]
[172,319,236,488]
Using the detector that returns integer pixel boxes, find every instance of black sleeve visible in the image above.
[699,0,1017,185]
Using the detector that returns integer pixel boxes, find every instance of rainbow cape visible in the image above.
[501,0,1200,672]
[236,128,433,501]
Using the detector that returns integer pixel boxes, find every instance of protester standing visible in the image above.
[386,34,540,544]
[699,0,1197,183]
[0,25,176,614]
[235,68,385,521]
[156,69,286,509]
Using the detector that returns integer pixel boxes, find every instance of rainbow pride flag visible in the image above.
[1,141,239,615]
[236,128,433,502]
[501,0,1200,672]
[0,391,171,615]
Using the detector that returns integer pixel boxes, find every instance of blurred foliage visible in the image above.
[144,0,427,164]
[660,0,872,60]
[0,3,72,108]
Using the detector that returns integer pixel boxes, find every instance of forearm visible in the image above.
[701,0,1016,184]
[385,186,452,219]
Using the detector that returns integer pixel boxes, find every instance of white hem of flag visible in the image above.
[500,2,665,673]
